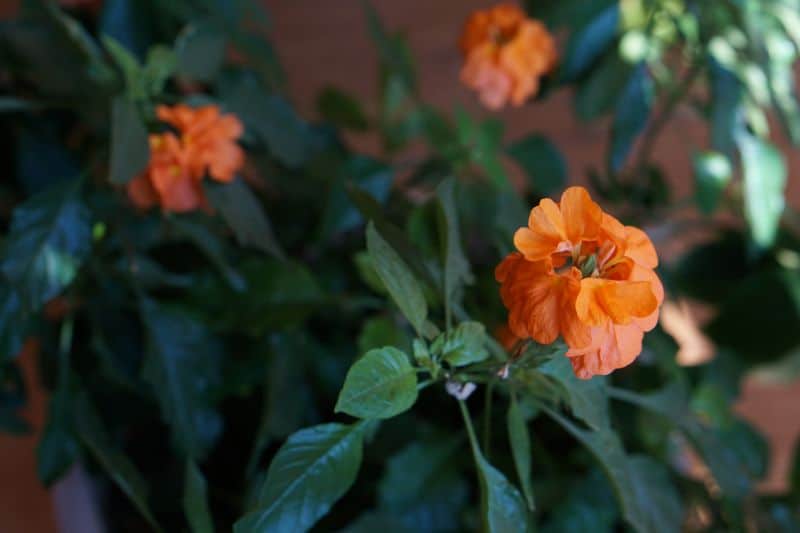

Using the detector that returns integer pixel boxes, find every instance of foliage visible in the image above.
[1,0,799,531]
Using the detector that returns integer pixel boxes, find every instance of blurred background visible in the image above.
[1,0,799,531]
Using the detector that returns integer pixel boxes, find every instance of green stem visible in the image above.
[57,318,75,386]
[482,381,494,459]
[458,400,481,460]
[632,62,703,173]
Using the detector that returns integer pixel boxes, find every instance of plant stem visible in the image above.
[482,381,494,459]
[458,400,481,459]
[633,62,703,173]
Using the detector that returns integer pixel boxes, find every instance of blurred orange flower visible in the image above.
[127,105,243,213]
[496,186,663,379]
[459,4,557,110]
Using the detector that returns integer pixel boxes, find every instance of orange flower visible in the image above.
[496,186,663,379]
[459,4,557,110]
[127,104,243,213]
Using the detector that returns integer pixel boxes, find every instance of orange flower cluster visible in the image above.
[459,4,557,110]
[128,105,244,213]
[496,187,663,379]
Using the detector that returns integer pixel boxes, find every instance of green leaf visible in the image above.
[221,76,311,168]
[189,258,323,335]
[169,218,246,291]
[575,53,633,121]
[142,45,176,96]
[693,151,732,214]
[349,189,438,290]
[709,61,743,157]
[363,1,416,90]
[737,133,787,249]
[335,347,417,419]
[37,388,79,486]
[0,284,28,359]
[609,64,652,171]
[366,221,428,336]
[318,87,369,131]
[626,455,683,533]
[176,21,226,82]
[609,383,755,499]
[791,436,800,497]
[433,321,489,367]
[376,436,468,531]
[543,406,678,533]
[102,34,142,91]
[205,178,285,259]
[561,4,620,81]
[436,178,472,315]
[74,392,161,532]
[507,135,567,195]
[140,298,223,459]
[507,396,535,511]
[358,316,410,355]
[109,96,150,185]
[455,110,508,188]
[184,461,214,533]
[475,450,529,532]
[540,356,609,430]
[235,422,368,533]
[1,179,90,310]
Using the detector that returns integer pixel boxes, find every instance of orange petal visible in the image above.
[560,186,602,243]
[127,174,158,209]
[576,279,658,326]
[567,321,644,379]
[624,226,658,268]
[496,254,589,346]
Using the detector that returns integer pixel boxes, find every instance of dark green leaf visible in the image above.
[366,222,428,336]
[791,436,800,497]
[434,321,489,367]
[436,178,472,314]
[176,21,226,82]
[189,258,323,335]
[74,392,161,532]
[561,4,620,81]
[376,436,467,531]
[335,347,417,419]
[184,461,214,533]
[610,64,652,171]
[540,356,609,430]
[543,406,676,533]
[320,157,393,240]
[609,384,755,499]
[102,34,141,90]
[575,53,633,121]
[358,316,410,355]
[109,96,150,185]
[318,87,369,131]
[475,450,529,532]
[140,298,223,459]
[737,133,787,249]
[693,151,731,214]
[0,285,28,359]
[507,396,535,511]
[205,178,285,259]
[169,218,246,291]
[507,135,567,195]
[37,388,79,486]
[235,422,368,533]
[142,45,176,95]
[709,61,743,156]
[221,77,311,168]
[1,179,90,310]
